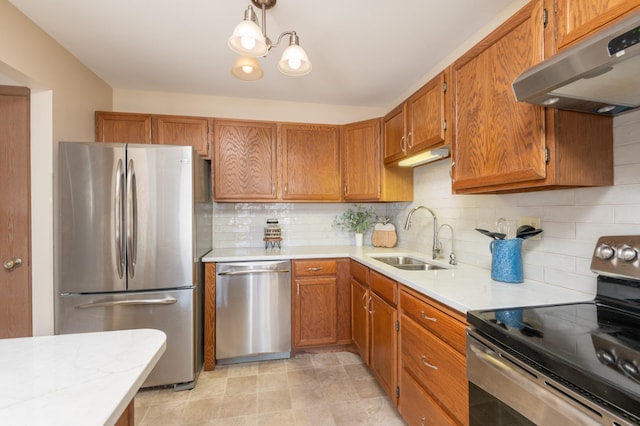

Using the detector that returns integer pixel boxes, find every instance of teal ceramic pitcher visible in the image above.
[489,238,524,283]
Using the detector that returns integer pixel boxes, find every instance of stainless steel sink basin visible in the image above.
[373,256,426,266]
[394,264,445,271]
[370,256,446,271]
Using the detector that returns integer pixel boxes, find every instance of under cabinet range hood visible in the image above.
[513,10,640,116]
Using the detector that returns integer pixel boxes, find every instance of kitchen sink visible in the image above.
[394,263,445,271]
[370,255,446,271]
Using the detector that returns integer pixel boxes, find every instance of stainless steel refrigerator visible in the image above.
[55,141,211,390]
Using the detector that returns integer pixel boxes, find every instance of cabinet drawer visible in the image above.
[400,288,466,354]
[350,260,368,285]
[399,368,458,426]
[370,270,397,306]
[294,259,337,277]
[401,314,467,423]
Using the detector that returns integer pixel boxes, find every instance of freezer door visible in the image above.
[57,288,197,388]
[58,142,127,294]
[125,144,194,291]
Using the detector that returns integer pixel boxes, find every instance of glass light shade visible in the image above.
[228,20,268,57]
[277,44,312,76]
[231,56,264,81]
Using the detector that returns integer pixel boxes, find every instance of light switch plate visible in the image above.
[518,216,542,240]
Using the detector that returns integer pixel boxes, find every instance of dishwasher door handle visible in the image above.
[217,268,290,276]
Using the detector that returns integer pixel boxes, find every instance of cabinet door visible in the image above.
[370,292,398,402]
[383,103,407,165]
[398,368,458,426]
[95,111,151,144]
[281,124,341,201]
[554,0,640,51]
[406,71,447,155]
[451,0,547,192]
[342,119,381,201]
[351,278,369,362]
[293,276,337,347]
[213,120,277,201]
[152,115,211,158]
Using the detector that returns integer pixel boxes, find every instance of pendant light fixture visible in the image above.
[228,0,312,80]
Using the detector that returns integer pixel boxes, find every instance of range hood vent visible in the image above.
[513,10,640,116]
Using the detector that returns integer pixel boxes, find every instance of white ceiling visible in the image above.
[9,0,514,108]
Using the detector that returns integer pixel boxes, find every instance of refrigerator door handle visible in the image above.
[217,268,291,276]
[115,159,125,279]
[75,297,178,309]
[126,159,138,279]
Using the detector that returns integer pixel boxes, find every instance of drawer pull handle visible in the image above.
[420,310,437,322]
[307,267,323,271]
[420,355,438,370]
[420,416,425,426]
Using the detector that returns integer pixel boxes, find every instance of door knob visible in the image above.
[3,258,22,270]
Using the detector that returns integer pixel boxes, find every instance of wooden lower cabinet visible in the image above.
[351,275,369,361]
[203,262,216,371]
[114,399,134,426]
[292,258,351,349]
[350,262,399,403]
[398,286,468,426]
[369,291,398,400]
[294,276,338,347]
[399,369,458,426]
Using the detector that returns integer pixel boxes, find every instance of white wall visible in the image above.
[113,89,384,125]
[1,0,113,335]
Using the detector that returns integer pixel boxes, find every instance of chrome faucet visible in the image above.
[438,223,457,265]
[404,206,439,260]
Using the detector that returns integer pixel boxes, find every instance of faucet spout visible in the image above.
[438,223,456,265]
[404,206,439,260]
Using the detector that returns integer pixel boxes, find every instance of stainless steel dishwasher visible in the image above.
[215,260,291,364]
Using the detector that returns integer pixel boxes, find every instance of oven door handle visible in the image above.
[467,333,604,426]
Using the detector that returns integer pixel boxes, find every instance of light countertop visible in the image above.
[203,245,594,313]
[0,329,166,426]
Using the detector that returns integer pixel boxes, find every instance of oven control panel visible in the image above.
[591,235,640,280]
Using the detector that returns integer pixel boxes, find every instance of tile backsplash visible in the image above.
[213,110,640,295]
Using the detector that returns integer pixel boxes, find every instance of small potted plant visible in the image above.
[333,205,376,246]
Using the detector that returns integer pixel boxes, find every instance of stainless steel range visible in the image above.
[466,235,640,425]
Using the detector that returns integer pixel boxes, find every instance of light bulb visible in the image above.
[287,59,301,70]
[242,65,253,74]
[240,36,256,50]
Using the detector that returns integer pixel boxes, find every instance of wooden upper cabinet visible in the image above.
[213,120,278,201]
[342,118,382,201]
[383,104,407,165]
[152,115,211,158]
[406,71,448,155]
[452,1,546,192]
[280,123,341,201]
[451,0,613,193]
[553,0,640,51]
[95,111,151,144]
[383,70,448,166]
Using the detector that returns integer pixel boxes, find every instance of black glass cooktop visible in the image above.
[468,301,640,421]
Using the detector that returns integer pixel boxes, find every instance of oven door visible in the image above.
[467,330,614,426]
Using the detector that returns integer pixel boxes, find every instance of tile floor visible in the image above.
[134,351,406,425]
